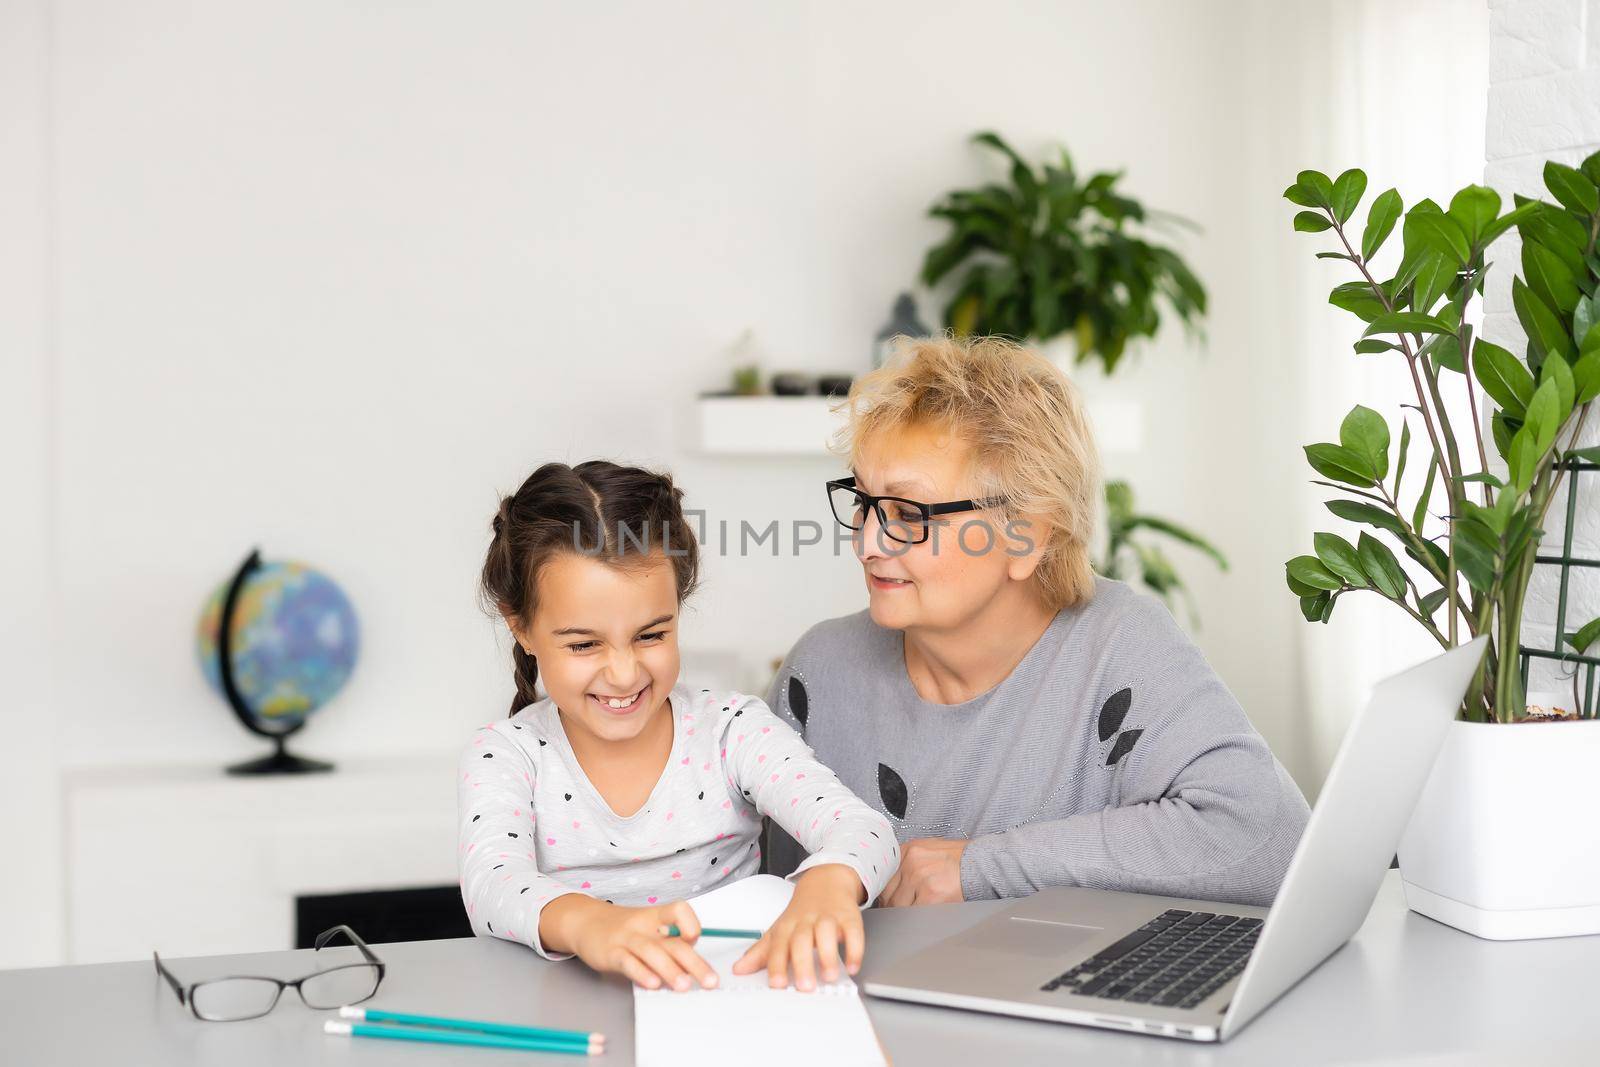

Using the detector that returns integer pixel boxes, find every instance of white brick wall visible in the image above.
[1485,0,1600,694]
[1489,0,1584,82]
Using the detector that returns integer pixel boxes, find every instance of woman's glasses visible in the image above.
[153,925,385,1021]
[825,476,1006,546]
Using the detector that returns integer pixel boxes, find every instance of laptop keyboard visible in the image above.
[1040,909,1262,1010]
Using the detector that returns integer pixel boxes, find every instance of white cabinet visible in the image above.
[64,757,458,964]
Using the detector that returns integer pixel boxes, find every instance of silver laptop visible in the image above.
[864,636,1487,1042]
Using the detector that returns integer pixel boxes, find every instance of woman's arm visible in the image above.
[957,729,1307,907]
[957,597,1310,909]
[883,593,1311,909]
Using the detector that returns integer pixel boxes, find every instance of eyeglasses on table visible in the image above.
[153,924,385,1022]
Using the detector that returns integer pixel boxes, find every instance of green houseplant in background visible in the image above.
[1282,152,1600,940]
[1100,480,1229,625]
[920,131,1224,618]
[922,131,1207,374]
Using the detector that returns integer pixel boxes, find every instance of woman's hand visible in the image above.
[880,837,967,907]
[541,895,719,991]
[732,863,866,991]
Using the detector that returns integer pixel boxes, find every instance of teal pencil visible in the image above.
[338,1005,602,1045]
[663,924,763,939]
[325,1020,602,1055]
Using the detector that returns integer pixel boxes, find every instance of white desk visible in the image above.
[3,873,1595,1064]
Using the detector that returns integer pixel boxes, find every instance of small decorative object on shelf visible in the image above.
[817,373,854,398]
[873,292,929,368]
[196,548,360,775]
[731,366,762,396]
[713,329,765,397]
[770,372,812,396]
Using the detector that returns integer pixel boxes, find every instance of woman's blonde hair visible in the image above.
[836,335,1102,611]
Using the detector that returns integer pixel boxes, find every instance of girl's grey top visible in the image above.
[764,577,1310,906]
[458,684,898,959]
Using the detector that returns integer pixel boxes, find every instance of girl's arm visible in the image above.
[456,725,585,959]
[457,725,719,990]
[717,694,900,990]
[718,695,899,903]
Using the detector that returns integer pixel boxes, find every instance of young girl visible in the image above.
[459,460,898,993]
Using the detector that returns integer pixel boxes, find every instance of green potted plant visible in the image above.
[1100,480,1229,626]
[1282,152,1600,939]
[919,131,1223,616]
[921,131,1207,374]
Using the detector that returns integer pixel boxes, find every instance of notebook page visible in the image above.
[633,876,887,1067]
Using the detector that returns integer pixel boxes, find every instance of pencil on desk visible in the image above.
[663,924,763,939]
[338,1005,604,1045]
[325,1019,603,1055]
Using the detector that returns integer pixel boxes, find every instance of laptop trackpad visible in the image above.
[951,916,1102,959]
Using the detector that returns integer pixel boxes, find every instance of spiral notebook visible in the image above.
[632,875,887,1067]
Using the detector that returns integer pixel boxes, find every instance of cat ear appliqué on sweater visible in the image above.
[787,675,809,728]
[1098,688,1132,741]
[1106,729,1143,766]
[877,763,908,820]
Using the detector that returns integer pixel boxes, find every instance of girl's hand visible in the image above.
[545,895,719,992]
[731,863,866,991]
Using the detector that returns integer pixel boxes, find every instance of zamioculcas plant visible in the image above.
[1283,151,1600,722]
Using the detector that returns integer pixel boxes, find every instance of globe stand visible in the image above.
[226,733,334,776]
[216,548,336,777]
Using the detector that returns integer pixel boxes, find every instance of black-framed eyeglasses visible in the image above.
[825,476,1007,546]
[153,925,385,1021]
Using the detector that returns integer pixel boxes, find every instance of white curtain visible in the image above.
[1282,0,1490,789]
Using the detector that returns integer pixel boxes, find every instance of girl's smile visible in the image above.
[590,684,649,715]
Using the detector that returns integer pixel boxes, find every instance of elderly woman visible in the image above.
[765,336,1309,908]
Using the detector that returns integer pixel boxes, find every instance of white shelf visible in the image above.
[694,395,1142,456]
[695,395,848,456]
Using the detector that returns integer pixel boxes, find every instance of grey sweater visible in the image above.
[764,578,1310,907]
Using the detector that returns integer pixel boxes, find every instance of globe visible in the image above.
[196,551,360,773]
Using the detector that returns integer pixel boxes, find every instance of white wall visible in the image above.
[0,0,64,969]
[1484,0,1600,693]
[3,0,1502,966]
[43,0,1264,771]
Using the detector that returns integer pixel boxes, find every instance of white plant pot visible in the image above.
[1036,337,1144,455]
[1397,717,1600,940]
